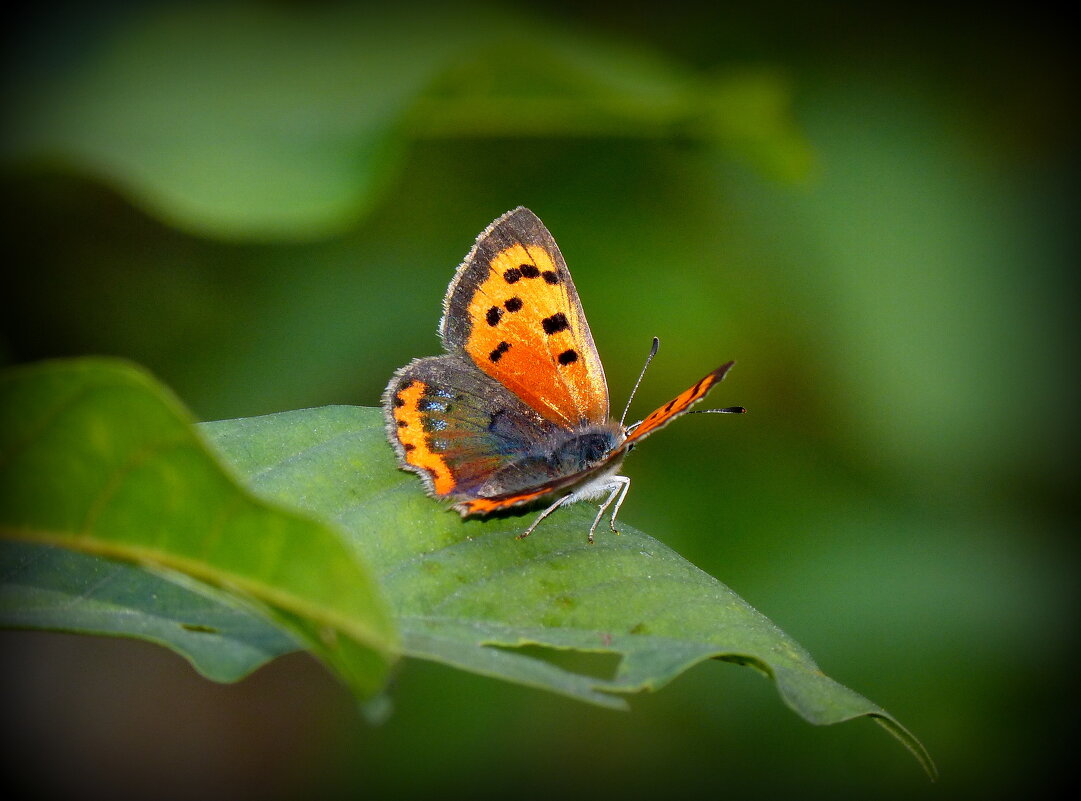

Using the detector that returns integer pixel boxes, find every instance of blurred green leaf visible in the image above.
[702,69,815,183]
[0,540,300,682]
[3,3,809,241]
[0,358,398,698]
[202,405,935,777]
[2,4,473,240]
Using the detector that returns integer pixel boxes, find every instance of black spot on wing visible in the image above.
[557,349,578,365]
[504,297,523,312]
[489,341,511,362]
[393,379,413,407]
[541,312,569,335]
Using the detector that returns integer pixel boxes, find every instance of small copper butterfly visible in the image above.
[383,207,745,543]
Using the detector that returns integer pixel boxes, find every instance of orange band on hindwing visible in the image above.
[390,379,456,495]
[455,488,553,516]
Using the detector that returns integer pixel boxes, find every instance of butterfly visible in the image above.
[383,207,745,543]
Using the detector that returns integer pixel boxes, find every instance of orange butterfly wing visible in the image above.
[440,207,608,428]
[623,362,739,446]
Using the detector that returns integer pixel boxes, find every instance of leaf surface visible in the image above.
[202,404,935,777]
[0,359,932,775]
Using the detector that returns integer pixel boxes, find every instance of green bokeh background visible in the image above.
[2,2,1076,798]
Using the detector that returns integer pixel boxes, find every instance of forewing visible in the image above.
[623,362,737,446]
[382,354,560,501]
[439,207,609,428]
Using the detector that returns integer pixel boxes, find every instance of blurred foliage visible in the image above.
[2,3,809,240]
[1,0,1077,799]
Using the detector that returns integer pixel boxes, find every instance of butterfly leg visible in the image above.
[587,476,631,544]
[607,475,631,535]
[516,495,572,541]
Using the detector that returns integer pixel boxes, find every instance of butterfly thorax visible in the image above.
[544,421,626,474]
[474,420,625,499]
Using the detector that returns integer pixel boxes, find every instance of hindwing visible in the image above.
[383,354,562,502]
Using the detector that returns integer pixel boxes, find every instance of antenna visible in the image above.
[689,407,747,415]
[619,337,660,427]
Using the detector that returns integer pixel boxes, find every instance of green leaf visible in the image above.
[0,358,932,775]
[0,539,299,682]
[0,359,398,698]
[201,405,936,778]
